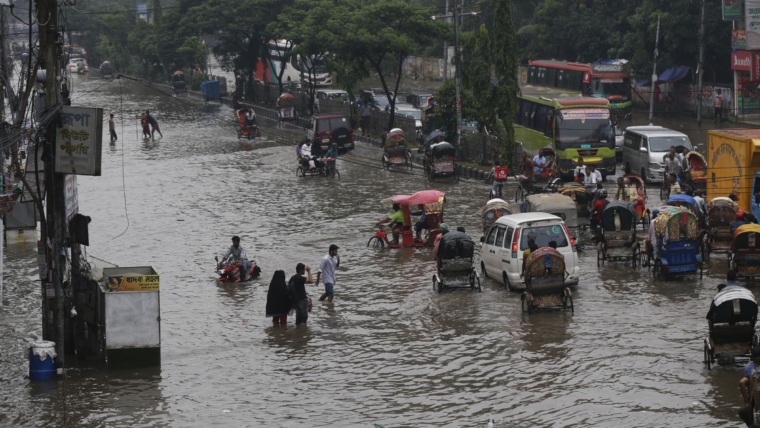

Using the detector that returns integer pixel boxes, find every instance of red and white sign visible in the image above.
[752,52,760,80]
[733,50,751,71]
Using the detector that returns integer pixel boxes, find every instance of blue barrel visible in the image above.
[29,340,56,380]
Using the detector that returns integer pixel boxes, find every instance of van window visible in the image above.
[519,224,569,250]
[648,136,692,152]
[624,133,640,150]
[486,226,498,245]
[504,227,514,248]
[495,226,506,247]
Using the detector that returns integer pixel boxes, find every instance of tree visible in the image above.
[339,0,450,129]
[463,25,497,133]
[434,80,476,140]
[492,0,519,166]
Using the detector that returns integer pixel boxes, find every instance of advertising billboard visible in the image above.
[746,0,760,49]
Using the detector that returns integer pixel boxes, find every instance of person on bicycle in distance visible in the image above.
[486,159,509,199]
[583,166,601,193]
[664,152,683,180]
[376,203,404,245]
[533,149,547,176]
[573,157,586,182]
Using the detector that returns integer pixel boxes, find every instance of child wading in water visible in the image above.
[140,113,151,139]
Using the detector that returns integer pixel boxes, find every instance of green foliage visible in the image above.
[435,80,476,140]
[462,25,497,132]
[492,0,519,167]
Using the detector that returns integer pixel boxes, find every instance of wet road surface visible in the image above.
[0,73,753,427]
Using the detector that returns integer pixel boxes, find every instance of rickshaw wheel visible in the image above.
[367,236,384,248]
[469,271,475,287]
[247,131,252,141]
[503,272,510,290]
[632,246,639,269]
[521,293,530,314]
[296,167,304,177]
[653,259,661,279]
[476,277,482,292]
[597,250,604,267]
[563,295,574,313]
[704,343,712,370]
[237,129,242,139]
[515,186,525,203]
[332,169,340,179]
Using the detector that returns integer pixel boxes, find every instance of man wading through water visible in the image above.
[316,244,340,303]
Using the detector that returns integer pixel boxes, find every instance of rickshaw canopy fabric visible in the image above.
[654,206,700,241]
[688,152,707,176]
[732,224,760,249]
[602,201,637,231]
[709,197,739,209]
[668,194,697,207]
[430,142,456,157]
[384,132,409,149]
[383,190,445,208]
[524,193,579,227]
[387,128,404,139]
[424,131,446,146]
[481,199,514,231]
[438,231,475,259]
[524,247,565,278]
[710,287,758,324]
[277,93,296,107]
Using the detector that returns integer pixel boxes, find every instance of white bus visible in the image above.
[264,40,332,86]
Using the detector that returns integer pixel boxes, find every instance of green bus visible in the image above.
[515,85,616,180]
[527,59,633,122]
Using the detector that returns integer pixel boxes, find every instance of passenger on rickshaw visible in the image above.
[533,149,548,176]
[244,109,256,127]
[431,223,450,259]
[521,238,539,277]
[573,157,586,182]
[590,189,608,230]
[518,152,536,187]
[412,204,428,242]
[298,140,322,170]
[731,211,748,235]
[375,203,404,245]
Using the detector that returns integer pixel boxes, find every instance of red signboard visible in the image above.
[733,50,751,71]
[752,52,760,80]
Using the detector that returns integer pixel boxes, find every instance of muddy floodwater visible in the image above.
[0,74,754,427]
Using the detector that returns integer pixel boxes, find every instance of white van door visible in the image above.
[482,225,503,277]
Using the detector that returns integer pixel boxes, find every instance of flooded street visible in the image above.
[0,74,752,427]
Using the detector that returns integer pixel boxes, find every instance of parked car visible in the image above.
[406,93,433,110]
[621,125,692,183]
[372,94,397,112]
[480,212,580,291]
[306,114,355,152]
[394,105,423,140]
[315,89,349,113]
[614,125,624,159]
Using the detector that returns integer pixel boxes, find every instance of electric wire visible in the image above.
[113,77,129,239]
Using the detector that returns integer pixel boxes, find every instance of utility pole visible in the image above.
[38,0,65,366]
[648,14,661,124]
[443,0,449,82]
[697,0,706,125]
[454,0,462,149]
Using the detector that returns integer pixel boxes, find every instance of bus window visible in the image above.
[519,100,532,126]
[538,68,546,85]
[556,108,613,149]
[536,105,552,135]
[515,99,524,123]
[546,68,558,87]
[528,66,536,84]
[528,102,539,129]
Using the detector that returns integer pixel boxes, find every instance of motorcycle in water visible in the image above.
[215,256,261,284]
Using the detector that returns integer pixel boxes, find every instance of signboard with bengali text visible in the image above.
[746,0,760,49]
[725,0,745,20]
[560,109,610,120]
[55,106,103,176]
[733,29,748,49]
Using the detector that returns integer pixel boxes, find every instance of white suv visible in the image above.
[480,213,580,291]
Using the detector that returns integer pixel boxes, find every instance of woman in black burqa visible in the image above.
[265,270,291,326]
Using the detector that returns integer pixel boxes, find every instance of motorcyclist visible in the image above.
[223,236,251,281]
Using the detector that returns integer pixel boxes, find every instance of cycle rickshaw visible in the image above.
[706,197,739,255]
[558,183,592,224]
[687,151,707,193]
[649,206,703,280]
[382,128,412,171]
[426,142,459,182]
[433,231,481,293]
[521,247,573,314]
[729,224,760,281]
[596,201,640,268]
[481,198,513,235]
[236,108,260,140]
[704,285,758,369]
[368,190,445,249]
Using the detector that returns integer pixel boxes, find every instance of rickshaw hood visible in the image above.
[383,190,445,207]
[733,223,760,239]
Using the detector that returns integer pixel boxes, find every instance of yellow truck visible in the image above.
[706,129,760,215]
